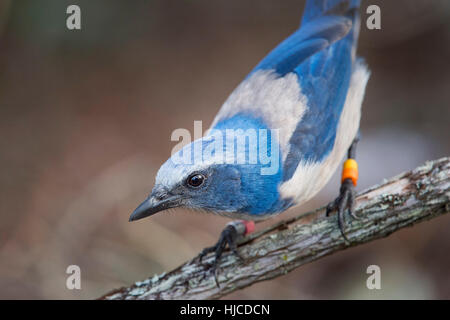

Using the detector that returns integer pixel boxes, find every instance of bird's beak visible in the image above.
[129,193,181,222]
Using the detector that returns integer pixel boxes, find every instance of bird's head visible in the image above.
[129,138,250,221]
[129,115,286,222]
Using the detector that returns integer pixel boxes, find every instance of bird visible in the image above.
[130,0,370,270]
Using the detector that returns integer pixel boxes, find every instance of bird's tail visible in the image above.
[301,0,361,51]
[301,0,361,24]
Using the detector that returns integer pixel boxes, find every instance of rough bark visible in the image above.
[101,157,450,300]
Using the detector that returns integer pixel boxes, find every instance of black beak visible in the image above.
[129,194,181,222]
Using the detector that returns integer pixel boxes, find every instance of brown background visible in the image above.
[0,0,449,299]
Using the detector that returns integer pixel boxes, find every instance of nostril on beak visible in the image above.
[156,194,165,201]
[153,190,168,201]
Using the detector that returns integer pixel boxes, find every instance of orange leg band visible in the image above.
[342,159,358,186]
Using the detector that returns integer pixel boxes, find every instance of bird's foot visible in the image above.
[198,220,254,287]
[326,178,361,242]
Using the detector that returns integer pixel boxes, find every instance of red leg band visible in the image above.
[241,220,255,235]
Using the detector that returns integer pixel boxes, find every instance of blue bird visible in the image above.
[130,0,370,267]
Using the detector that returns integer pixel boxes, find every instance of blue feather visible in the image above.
[212,114,287,215]
[301,0,361,25]
[251,15,352,77]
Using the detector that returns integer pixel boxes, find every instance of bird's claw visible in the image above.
[326,178,359,242]
[198,223,243,287]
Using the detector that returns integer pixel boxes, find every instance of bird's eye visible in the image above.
[187,174,205,188]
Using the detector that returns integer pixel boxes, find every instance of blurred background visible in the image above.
[0,0,449,299]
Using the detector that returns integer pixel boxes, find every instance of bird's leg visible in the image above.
[326,136,361,241]
[198,220,255,286]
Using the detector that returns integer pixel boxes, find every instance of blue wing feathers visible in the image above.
[301,0,361,25]
[251,15,352,76]
[282,0,361,180]
[239,0,362,181]
[253,38,329,77]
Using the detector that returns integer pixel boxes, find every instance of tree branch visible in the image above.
[101,157,450,300]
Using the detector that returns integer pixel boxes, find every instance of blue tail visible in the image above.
[301,0,361,51]
[301,0,361,25]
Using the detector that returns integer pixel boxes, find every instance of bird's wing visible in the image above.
[281,0,362,181]
[250,14,352,77]
[211,0,362,179]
